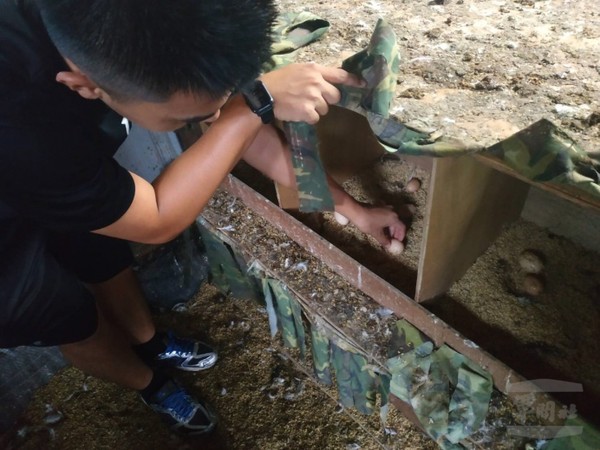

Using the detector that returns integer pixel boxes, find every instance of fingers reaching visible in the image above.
[319,66,366,88]
[260,62,364,124]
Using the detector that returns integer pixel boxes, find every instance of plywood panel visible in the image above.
[316,106,386,183]
[276,106,386,209]
[416,156,530,302]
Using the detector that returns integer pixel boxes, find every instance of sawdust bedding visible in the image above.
[317,155,600,425]
[4,283,437,450]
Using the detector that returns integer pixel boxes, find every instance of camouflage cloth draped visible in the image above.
[269,15,600,201]
[336,19,474,157]
[387,320,493,449]
[268,12,331,70]
[283,121,334,211]
[486,119,600,198]
[197,220,262,301]
[268,13,335,212]
[197,221,495,441]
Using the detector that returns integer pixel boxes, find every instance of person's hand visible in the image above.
[345,204,407,250]
[260,62,364,124]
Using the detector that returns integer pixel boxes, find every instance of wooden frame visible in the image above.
[416,155,530,301]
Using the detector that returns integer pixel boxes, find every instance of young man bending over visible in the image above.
[0,0,405,434]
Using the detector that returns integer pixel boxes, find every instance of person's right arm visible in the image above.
[93,64,364,244]
[93,95,260,244]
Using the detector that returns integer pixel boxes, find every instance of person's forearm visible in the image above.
[151,97,261,231]
[96,62,368,244]
[95,96,263,243]
[241,130,406,247]
[241,128,362,218]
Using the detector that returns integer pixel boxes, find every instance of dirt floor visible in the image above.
[278,0,600,152]
[3,283,436,450]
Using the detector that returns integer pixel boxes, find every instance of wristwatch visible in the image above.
[242,80,274,124]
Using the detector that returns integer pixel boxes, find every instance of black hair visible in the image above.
[36,0,277,101]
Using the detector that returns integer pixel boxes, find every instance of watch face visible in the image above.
[247,80,273,110]
[243,80,274,123]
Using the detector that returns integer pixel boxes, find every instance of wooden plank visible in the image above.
[222,175,519,392]
[416,156,530,302]
[522,185,600,253]
[216,175,573,430]
[274,182,300,210]
[316,106,386,183]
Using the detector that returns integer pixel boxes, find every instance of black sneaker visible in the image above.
[142,378,217,435]
[155,331,218,372]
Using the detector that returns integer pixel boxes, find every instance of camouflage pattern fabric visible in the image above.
[197,220,261,300]
[198,221,495,434]
[310,323,333,385]
[260,276,280,338]
[267,14,335,212]
[335,19,470,157]
[387,320,493,449]
[261,277,307,357]
[340,18,400,117]
[378,372,392,425]
[268,12,330,70]
[270,16,600,199]
[544,416,600,450]
[283,121,335,212]
[259,277,382,414]
[484,118,600,198]
[198,219,385,415]
[331,343,378,415]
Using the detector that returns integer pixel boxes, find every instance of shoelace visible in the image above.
[165,332,194,357]
[162,386,196,421]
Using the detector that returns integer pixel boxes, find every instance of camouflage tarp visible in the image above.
[267,13,335,212]
[283,121,334,212]
[387,320,493,449]
[197,220,261,300]
[485,119,600,198]
[331,343,378,415]
[269,15,600,200]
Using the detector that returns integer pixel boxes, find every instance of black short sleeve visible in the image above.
[0,123,135,232]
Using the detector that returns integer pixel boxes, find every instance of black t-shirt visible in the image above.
[0,1,135,258]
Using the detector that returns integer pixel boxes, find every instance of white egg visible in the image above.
[522,274,545,296]
[405,178,421,193]
[333,212,350,226]
[387,239,405,255]
[518,250,544,274]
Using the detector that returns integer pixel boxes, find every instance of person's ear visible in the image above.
[56,70,103,100]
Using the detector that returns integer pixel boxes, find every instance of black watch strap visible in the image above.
[242,80,274,124]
